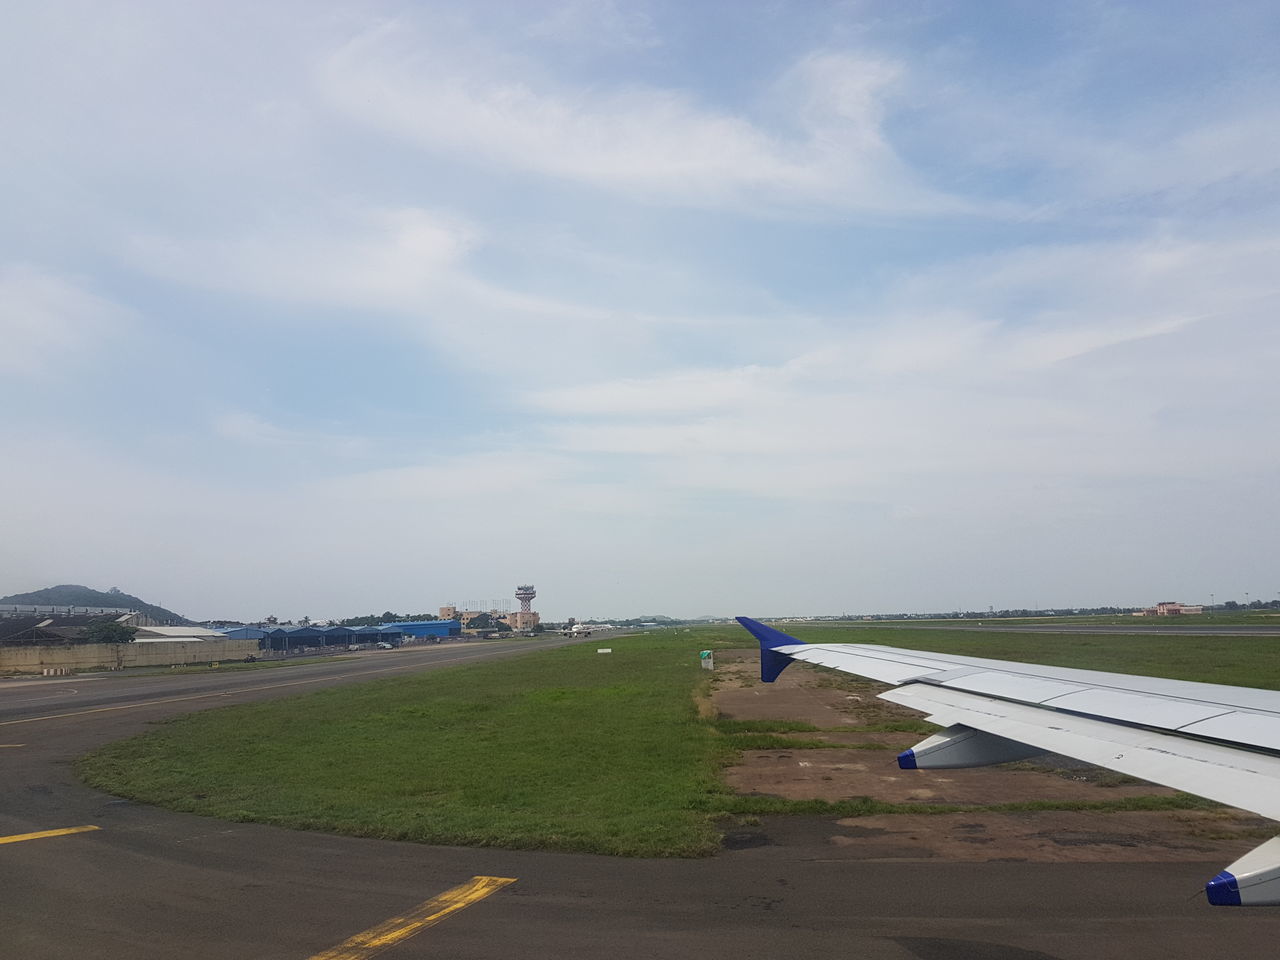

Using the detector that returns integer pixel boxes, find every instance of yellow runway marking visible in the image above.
[309,876,517,960]
[0,825,100,845]
[0,650,530,727]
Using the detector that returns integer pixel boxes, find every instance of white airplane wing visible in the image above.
[737,616,1280,907]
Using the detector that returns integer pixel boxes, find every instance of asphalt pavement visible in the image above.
[3,637,1279,960]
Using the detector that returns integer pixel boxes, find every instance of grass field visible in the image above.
[853,611,1280,628]
[77,621,1273,856]
[774,622,1280,690]
[79,630,740,856]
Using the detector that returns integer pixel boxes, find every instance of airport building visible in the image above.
[1136,601,1205,616]
[511,584,540,632]
[393,620,462,639]
[258,620,461,652]
[440,584,541,634]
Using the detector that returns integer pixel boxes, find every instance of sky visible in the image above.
[2,1,1278,622]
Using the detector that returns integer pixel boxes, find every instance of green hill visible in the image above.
[0,585,191,625]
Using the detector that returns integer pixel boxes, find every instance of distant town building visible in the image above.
[0,604,137,619]
[438,605,505,628]
[1135,601,1205,616]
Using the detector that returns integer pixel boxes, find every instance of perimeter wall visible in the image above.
[0,638,259,673]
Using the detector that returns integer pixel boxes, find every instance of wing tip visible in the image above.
[735,616,799,683]
[1206,871,1242,906]
[734,616,797,650]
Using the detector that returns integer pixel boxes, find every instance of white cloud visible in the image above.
[530,231,1280,508]
[3,3,1278,617]
[526,0,661,50]
[528,365,775,416]
[123,203,717,381]
[905,52,1280,214]
[318,25,961,214]
[316,452,571,502]
[211,411,371,457]
[129,207,477,311]
[0,263,133,375]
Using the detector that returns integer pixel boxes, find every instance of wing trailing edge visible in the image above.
[737,617,1280,907]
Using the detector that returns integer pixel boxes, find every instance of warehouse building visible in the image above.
[385,620,461,640]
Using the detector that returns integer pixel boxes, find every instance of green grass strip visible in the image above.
[779,623,1280,690]
[74,624,1242,857]
[79,631,742,857]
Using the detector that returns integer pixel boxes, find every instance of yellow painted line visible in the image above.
[0,744,25,747]
[0,825,100,845]
[0,650,536,727]
[309,876,517,960]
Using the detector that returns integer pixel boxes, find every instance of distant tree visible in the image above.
[299,615,312,626]
[84,621,137,644]
[532,622,545,634]
[264,614,279,625]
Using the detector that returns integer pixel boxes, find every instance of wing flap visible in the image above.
[882,684,1280,821]
[939,671,1086,703]
[1180,712,1280,752]
[1040,687,1232,730]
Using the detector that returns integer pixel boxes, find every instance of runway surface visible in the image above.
[3,637,1279,959]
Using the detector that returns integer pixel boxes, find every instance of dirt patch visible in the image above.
[821,811,1272,863]
[710,648,1265,863]
[723,749,1179,805]
[778,730,912,748]
[710,650,907,729]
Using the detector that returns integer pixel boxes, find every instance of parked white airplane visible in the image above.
[736,616,1280,907]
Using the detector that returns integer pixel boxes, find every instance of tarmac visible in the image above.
[3,637,1279,960]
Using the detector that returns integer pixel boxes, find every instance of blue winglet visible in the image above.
[897,750,918,770]
[735,616,800,683]
[1205,870,1242,906]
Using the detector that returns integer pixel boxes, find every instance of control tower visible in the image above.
[512,584,539,632]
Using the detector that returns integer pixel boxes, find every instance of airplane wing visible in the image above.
[736,616,1280,907]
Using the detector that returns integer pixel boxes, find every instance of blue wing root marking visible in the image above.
[735,616,800,683]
